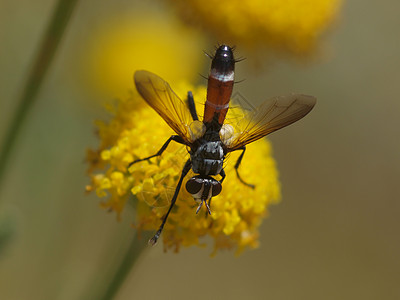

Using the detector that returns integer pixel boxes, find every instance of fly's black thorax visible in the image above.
[190,139,224,176]
[191,113,225,176]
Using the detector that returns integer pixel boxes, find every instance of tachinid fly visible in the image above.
[130,45,316,245]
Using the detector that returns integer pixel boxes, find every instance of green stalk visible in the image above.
[0,0,79,193]
[99,233,149,300]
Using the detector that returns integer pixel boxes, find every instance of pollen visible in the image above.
[86,83,281,254]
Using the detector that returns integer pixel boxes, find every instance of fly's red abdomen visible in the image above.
[203,45,235,125]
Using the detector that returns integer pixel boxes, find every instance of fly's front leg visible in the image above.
[234,146,255,189]
[128,135,185,168]
[149,159,192,245]
[205,169,226,218]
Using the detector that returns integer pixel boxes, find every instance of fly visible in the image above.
[129,45,316,245]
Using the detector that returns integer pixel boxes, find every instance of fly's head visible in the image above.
[185,175,222,214]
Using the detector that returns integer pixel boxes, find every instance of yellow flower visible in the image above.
[87,81,281,255]
[163,0,342,55]
[79,11,206,98]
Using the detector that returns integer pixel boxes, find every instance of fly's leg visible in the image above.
[204,198,213,218]
[128,135,185,168]
[149,159,192,245]
[187,91,199,121]
[205,169,226,218]
[219,169,226,184]
[234,146,255,189]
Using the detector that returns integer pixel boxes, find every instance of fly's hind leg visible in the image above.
[128,135,185,168]
[234,146,255,189]
[187,91,199,121]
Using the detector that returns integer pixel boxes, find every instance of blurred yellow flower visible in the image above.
[81,12,206,97]
[164,0,342,55]
[86,80,281,255]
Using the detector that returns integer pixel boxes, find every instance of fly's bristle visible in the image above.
[234,78,246,84]
[203,50,213,59]
[198,73,208,80]
[235,56,246,63]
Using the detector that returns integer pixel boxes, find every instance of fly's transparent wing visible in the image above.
[133,176,176,208]
[132,168,195,208]
[134,70,194,144]
[224,94,316,151]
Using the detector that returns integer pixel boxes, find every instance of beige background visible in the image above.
[0,0,399,299]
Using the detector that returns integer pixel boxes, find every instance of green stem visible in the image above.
[0,0,79,194]
[99,233,149,300]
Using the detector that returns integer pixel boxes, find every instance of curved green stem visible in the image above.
[0,0,79,195]
[99,233,149,300]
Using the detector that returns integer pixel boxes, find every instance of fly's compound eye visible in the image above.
[186,177,203,195]
[211,180,222,196]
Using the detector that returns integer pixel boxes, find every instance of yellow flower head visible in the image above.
[87,81,281,255]
[164,0,342,55]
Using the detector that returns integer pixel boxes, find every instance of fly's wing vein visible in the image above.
[225,94,316,151]
[134,70,194,144]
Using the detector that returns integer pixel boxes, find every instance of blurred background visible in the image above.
[1,0,399,299]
